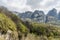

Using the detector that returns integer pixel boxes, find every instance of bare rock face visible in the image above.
[31,10,45,23]
[46,8,57,23]
[0,30,18,40]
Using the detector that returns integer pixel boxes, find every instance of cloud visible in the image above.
[0,0,32,12]
[0,0,60,13]
[26,0,43,9]
[26,0,60,11]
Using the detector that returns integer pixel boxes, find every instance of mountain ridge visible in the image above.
[18,8,60,25]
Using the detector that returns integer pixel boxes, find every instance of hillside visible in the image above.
[0,6,60,40]
[0,13,18,40]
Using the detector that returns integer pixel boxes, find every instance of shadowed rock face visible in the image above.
[58,12,60,20]
[19,11,32,18]
[31,10,45,18]
[31,10,45,23]
[46,8,57,23]
[47,8,57,17]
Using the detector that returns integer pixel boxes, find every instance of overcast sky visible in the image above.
[0,0,60,14]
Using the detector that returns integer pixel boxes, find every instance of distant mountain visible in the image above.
[47,8,57,17]
[18,11,32,21]
[18,10,46,23]
[46,8,57,23]
[18,8,60,25]
[19,11,32,18]
[31,10,45,23]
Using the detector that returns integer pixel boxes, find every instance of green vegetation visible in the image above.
[0,13,17,34]
[30,23,60,37]
[0,7,60,40]
[24,21,60,40]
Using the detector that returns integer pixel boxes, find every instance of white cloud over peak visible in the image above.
[0,0,60,13]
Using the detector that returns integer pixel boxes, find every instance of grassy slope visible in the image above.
[0,13,19,40]
[0,13,17,33]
